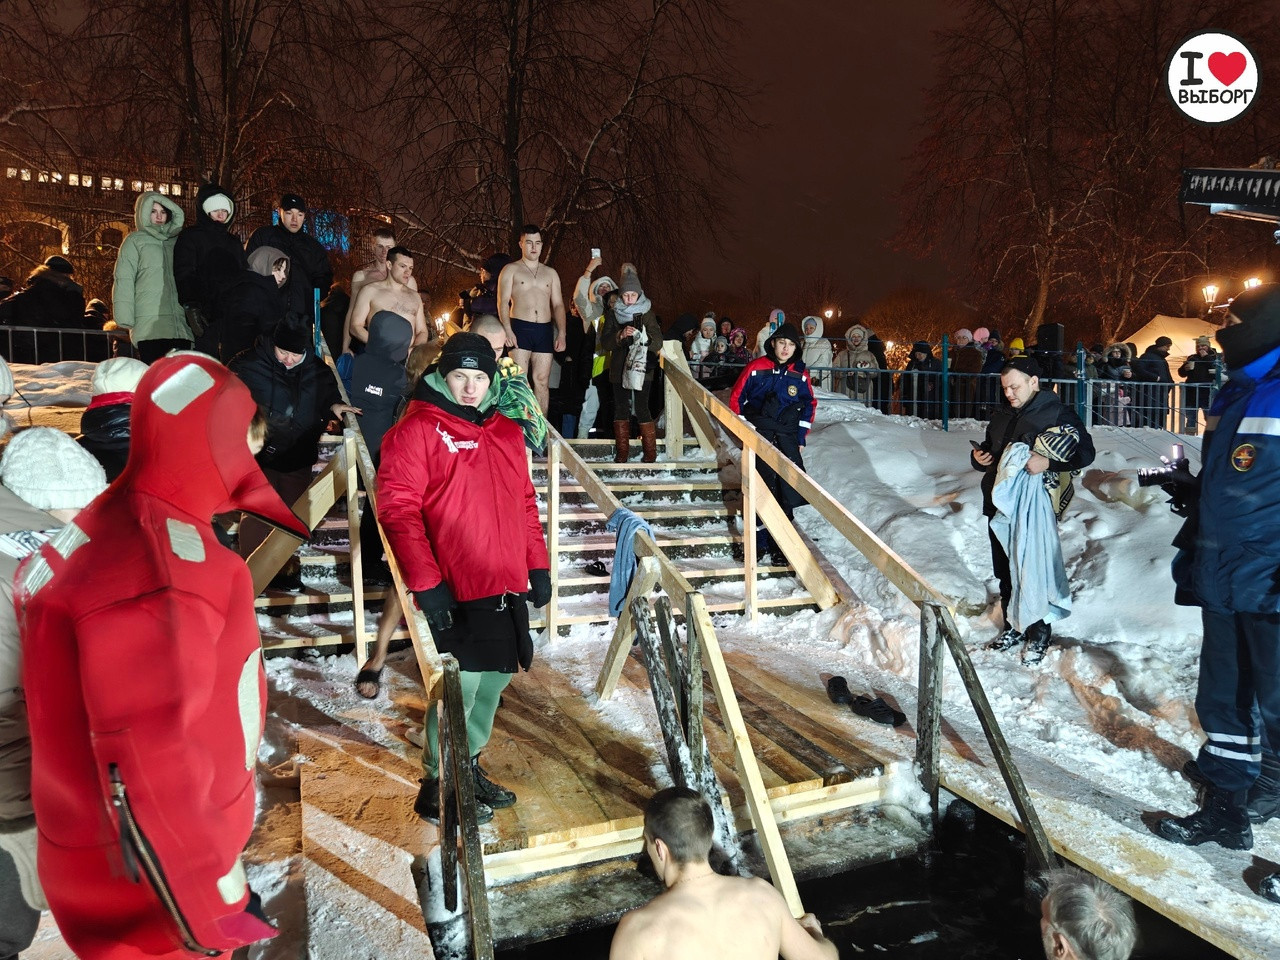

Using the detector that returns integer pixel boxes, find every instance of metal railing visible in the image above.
[0,325,128,364]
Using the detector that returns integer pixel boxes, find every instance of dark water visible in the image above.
[497,802,1234,959]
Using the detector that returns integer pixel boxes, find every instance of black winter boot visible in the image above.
[415,776,495,824]
[1261,873,1280,904]
[1155,786,1253,850]
[987,626,1023,651]
[1020,621,1052,665]
[1249,751,1280,824]
[472,755,517,809]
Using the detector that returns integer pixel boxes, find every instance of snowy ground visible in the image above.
[17,367,1280,957]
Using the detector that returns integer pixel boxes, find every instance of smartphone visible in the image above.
[591,247,601,259]
[969,440,983,450]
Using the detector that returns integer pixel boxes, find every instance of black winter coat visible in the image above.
[76,400,133,481]
[972,388,1094,517]
[230,339,341,472]
[601,306,663,387]
[173,183,247,314]
[217,270,287,364]
[246,222,334,317]
[350,311,412,461]
[1132,347,1174,384]
[1178,351,1220,384]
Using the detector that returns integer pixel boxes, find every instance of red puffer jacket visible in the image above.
[377,395,548,599]
[17,354,309,960]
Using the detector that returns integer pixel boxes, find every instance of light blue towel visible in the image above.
[990,442,1071,632]
[606,507,654,616]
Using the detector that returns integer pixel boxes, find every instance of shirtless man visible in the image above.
[496,224,566,412]
[342,226,419,353]
[610,788,838,960]
[347,246,430,349]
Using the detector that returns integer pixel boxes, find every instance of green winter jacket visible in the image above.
[112,191,190,343]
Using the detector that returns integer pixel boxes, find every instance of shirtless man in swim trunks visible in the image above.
[496,224,566,413]
[347,246,430,349]
[610,788,838,960]
[342,226,419,353]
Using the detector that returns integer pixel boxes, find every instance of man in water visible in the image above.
[609,788,837,960]
[342,226,418,353]
[1039,870,1136,960]
[347,246,430,349]
[496,224,566,412]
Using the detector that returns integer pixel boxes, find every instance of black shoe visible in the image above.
[1261,873,1280,904]
[987,627,1022,651]
[1248,784,1280,824]
[268,569,304,592]
[1021,622,1052,665]
[414,777,494,824]
[584,559,609,578]
[472,756,517,809]
[1154,787,1253,850]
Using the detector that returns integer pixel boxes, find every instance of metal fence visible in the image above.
[0,325,129,364]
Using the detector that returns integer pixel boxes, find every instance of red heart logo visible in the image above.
[1208,51,1246,86]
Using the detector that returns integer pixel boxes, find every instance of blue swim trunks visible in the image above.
[511,317,554,354]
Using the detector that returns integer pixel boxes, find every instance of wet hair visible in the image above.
[387,245,413,265]
[519,224,542,240]
[1043,870,1137,960]
[372,225,395,241]
[644,787,714,865]
[405,343,435,387]
[470,314,505,340]
[248,410,268,449]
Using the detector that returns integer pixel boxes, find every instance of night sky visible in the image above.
[689,0,956,315]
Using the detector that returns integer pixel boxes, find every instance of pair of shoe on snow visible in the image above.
[826,676,906,727]
[986,623,1052,665]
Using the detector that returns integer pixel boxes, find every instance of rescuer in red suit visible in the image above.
[16,353,310,960]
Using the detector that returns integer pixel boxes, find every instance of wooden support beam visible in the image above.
[660,343,716,457]
[247,450,344,597]
[663,347,686,462]
[344,433,368,665]
[653,596,687,729]
[916,604,944,831]
[686,593,803,916]
[595,557,661,700]
[662,362,949,611]
[546,438,562,637]
[751,481,839,611]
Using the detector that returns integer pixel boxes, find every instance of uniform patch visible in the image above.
[166,518,205,562]
[1232,442,1257,471]
[48,522,89,561]
[787,384,798,397]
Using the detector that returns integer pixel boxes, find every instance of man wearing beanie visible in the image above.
[970,355,1094,665]
[247,192,335,318]
[377,330,550,824]
[0,428,107,960]
[729,321,816,562]
[174,183,247,356]
[17,355,310,959]
[230,316,360,590]
[76,356,149,481]
[1154,285,1280,905]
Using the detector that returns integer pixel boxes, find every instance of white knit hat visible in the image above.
[0,427,108,511]
[0,354,12,403]
[90,357,148,397]
[202,192,234,218]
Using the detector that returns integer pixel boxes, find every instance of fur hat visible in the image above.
[1220,283,1280,368]
[202,192,234,218]
[0,427,107,511]
[619,262,643,296]
[439,331,498,380]
[90,357,148,397]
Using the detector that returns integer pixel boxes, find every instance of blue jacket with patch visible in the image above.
[1179,344,1280,613]
[729,355,817,443]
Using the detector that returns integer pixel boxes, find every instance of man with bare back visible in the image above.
[342,226,419,353]
[610,788,839,960]
[347,246,430,350]
[497,224,566,412]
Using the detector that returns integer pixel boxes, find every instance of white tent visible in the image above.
[1123,314,1220,377]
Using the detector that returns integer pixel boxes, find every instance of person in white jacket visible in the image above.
[800,316,832,389]
[689,315,717,379]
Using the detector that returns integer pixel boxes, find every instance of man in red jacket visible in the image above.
[377,332,551,824]
[17,353,310,960]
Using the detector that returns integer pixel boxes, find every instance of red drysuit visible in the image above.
[17,354,309,959]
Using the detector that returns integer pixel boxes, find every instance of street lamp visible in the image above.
[823,309,834,319]
[1202,283,1219,306]
[1244,277,1262,290]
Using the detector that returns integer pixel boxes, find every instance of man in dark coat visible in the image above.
[0,257,86,363]
[900,341,941,419]
[971,356,1094,664]
[1131,336,1175,429]
[245,193,334,320]
[230,316,358,590]
[174,184,246,356]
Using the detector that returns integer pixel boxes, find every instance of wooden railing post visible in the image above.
[344,432,368,665]
[741,448,759,621]
[663,340,686,461]
[917,604,945,830]
[546,437,561,637]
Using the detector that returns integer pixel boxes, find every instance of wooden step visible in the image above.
[533,459,718,473]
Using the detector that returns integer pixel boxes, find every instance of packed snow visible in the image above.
[18,366,1280,958]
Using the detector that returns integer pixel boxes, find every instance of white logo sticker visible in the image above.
[1166,31,1259,125]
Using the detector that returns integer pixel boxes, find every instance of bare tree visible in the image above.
[351,0,750,294]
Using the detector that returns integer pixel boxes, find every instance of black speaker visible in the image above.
[1035,322,1064,353]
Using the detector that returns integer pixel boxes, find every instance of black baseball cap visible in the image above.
[279,193,306,212]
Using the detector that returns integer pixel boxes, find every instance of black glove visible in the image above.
[414,582,457,633]
[528,569,552,608]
